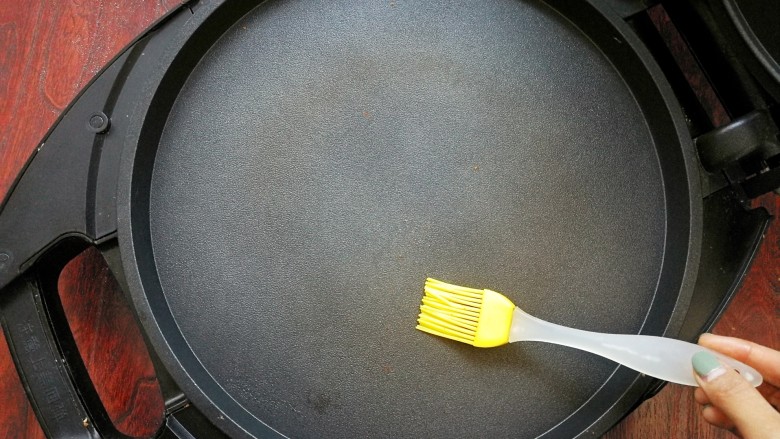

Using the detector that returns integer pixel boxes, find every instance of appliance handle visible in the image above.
[0,238,119,438]
[0,39,133,437]
[0,239,214,439]
[0,26,210,435]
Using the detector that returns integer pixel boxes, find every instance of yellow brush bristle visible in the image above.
[416,278,517,348]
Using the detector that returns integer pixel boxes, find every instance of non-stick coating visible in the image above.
[149,0,667,437]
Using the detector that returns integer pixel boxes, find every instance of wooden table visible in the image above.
[1,1,777,437]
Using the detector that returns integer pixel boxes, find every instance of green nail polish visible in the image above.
[692,351,723,379]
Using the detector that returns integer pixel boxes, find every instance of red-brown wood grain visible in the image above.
[57,248,165,437]
[0,1,777,438]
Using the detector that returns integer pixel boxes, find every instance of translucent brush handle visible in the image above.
[508,308,762,387]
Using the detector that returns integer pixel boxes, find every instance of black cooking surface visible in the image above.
[149,0,666,437]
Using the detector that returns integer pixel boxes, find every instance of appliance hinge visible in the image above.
[165,392,190,415]
[695,109,780,198]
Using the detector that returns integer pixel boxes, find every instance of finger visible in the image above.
[694,387,710,405]
[693,351,780,439]
[701,405,737,433]
[699,333,780,387]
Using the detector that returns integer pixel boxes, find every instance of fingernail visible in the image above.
[692,351,726,382]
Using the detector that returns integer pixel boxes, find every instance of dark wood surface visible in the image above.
[0,2,777,438]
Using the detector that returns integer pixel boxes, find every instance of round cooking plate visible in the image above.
[130,0,694,437]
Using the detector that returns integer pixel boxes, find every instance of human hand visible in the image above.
[692,333,780,438]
